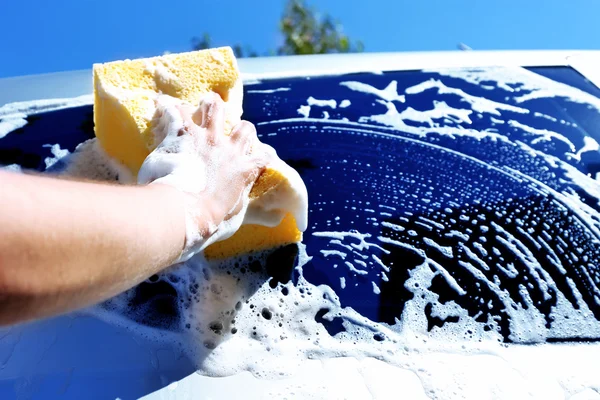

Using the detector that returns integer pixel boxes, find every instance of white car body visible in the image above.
[1,51,600,399]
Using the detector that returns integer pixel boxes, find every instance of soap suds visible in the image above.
[508,120,575,150]
[0,114,27,139]
[83,243,600,399]
[43,144,70,169]
[297,97,338,118]
[0,164,22,172]
[405,78,529,116]
[341,81,405,103]
[429,66,600,111]
[307,97,337,109]
[297,105,311,118]
[247,88,291,94]
[61,139,132,182]
[9,64,600,398]
[0,95,93,119]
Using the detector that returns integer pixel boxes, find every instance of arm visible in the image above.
[0,93,265,326]
[0,172,185,325]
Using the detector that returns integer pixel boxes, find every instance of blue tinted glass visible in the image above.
[243,66,600,342]
[2,66,600,345]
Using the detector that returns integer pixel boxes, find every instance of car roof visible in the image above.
[2,50,600,107]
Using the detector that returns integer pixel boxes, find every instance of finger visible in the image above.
[224,193,246,222]
[177,104,197,129]
[192,92,218,126]
[230,120,257,143]
[244,167,265,190]
[193,92,225,144]
[247,156,268,180]
[249,155,264,170]
[233,122,259,156]
[245,142,277,169]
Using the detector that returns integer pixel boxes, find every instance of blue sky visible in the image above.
[2,0,600,78]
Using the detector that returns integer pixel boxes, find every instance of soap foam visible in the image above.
[0,114,27,139]
[20,64,600,397]
[61,138,133,182]
[135,94,308,262]
[0,94,93,119]
[42,144,70,170]
[61,142,600,398]
[83,242,600,399]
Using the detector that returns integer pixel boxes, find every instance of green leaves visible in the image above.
[191,33,212,52]
[191,0,363,57]
[277,0,363,56]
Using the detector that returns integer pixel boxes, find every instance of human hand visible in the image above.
[138,93,269,262]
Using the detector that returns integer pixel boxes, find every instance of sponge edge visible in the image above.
[92,47,308,259]
[203,213,301,259]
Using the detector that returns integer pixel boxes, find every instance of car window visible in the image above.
[247,65,600,343]
[2,66,600,346]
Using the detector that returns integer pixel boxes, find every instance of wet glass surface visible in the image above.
[2,65,600,398]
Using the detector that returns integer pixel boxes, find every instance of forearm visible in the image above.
[0,171,185,325]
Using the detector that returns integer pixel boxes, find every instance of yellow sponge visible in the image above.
[93,47,305,259]
[93,47,242,174]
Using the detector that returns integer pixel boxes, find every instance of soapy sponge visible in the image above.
[93,47,307,259]
[93,47,242,174]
